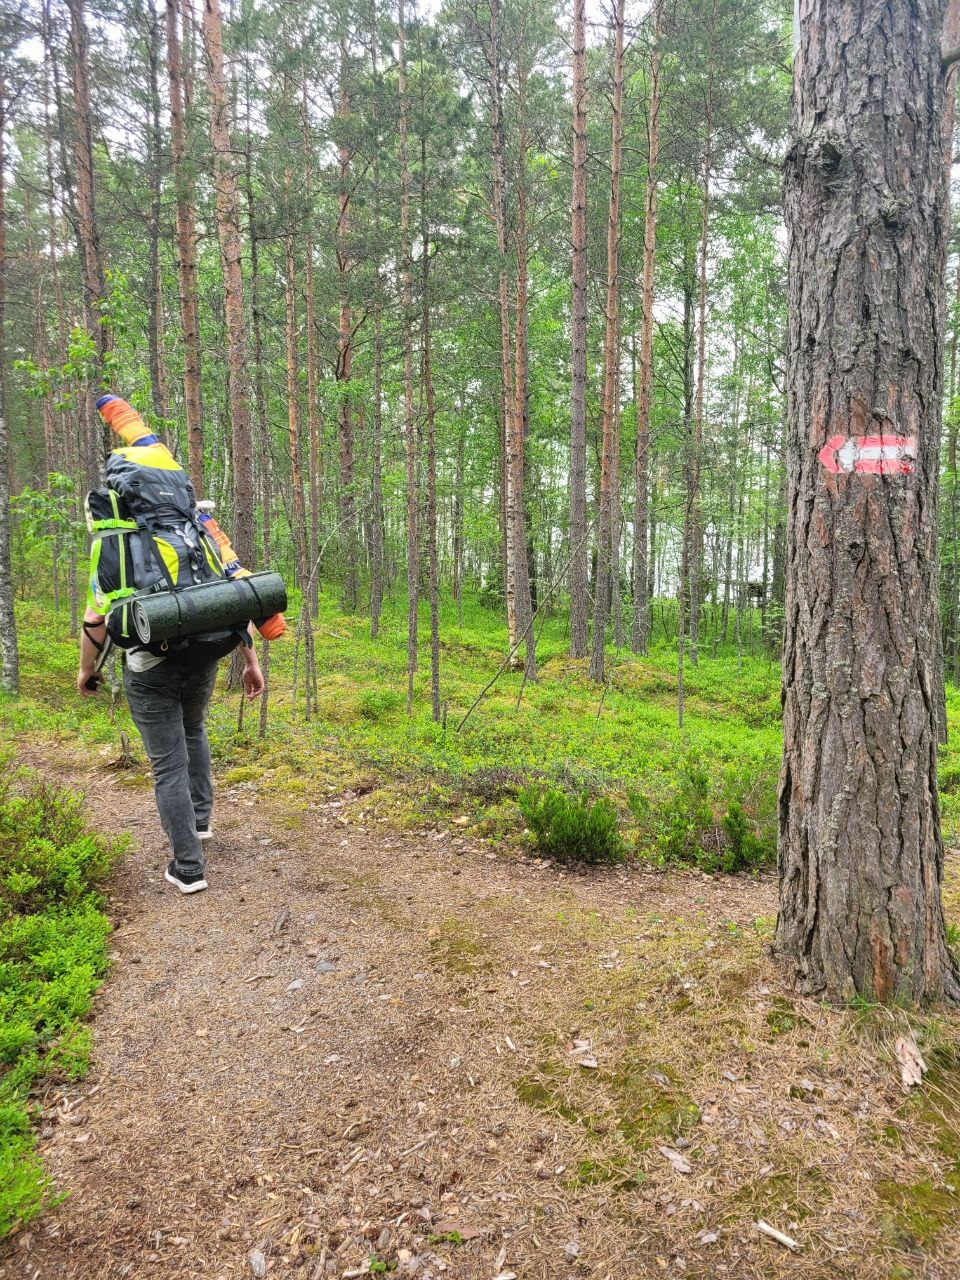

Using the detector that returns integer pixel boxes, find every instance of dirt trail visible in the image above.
[0,746,952,1280]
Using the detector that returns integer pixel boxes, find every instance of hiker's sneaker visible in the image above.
[196,824,213,842]
[165,859,208,894]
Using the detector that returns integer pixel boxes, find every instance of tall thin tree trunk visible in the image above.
[452,422,465,624]
[398,0,418,710]
[688,0,718,668]
[67,0,107,484]
[203,0,254,563]
[778,0,960,1003]
[301,77,321,612]
[241,61,270,572]
[512,60,536,682]
[487,0,519,660]
[631,0,662,654]
[677,254,695,725]
[421,133,441,722]
[0,77,19,690]
[335,38,358,613]
[167,0,203,490]
[285,235,307,592]
[368,8,384,636]
[568,0,589,657]
[590,0,625,683]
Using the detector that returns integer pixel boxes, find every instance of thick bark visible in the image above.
[166,0,203,493]
[202,0,254,564]
[778,0,960,1003]
[0,79,19,690]
[568,0,589,658]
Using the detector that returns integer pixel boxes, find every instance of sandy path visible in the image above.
[0,745,901,1280]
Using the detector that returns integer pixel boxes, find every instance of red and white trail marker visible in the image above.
[818,433,916,476]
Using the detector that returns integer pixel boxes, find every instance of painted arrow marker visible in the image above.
[818,433,916,476]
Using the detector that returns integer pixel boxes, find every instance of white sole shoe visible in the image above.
[197,827,213,842]
[165,862,208,894]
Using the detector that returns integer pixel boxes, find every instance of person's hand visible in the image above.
[242,660,265,701]
[77,667,100,696]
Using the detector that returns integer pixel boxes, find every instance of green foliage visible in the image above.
[639,753,776,874]
[518,784,625,865]
[0,768,123,1238]
[357,689,403,722]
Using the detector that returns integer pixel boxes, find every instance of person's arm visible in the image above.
[240,625,265,701]
[77,607,107,696]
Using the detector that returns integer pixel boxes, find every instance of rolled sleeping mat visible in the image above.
[130,571,288,645]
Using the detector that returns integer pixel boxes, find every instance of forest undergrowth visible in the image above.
[4,591,960,1273]
[0,764,122,1238]
[8,587,960,869]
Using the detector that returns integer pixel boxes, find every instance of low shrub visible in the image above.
[357,689,402,722]
[0,768,123,1238]
[636,754,776,874]
[518,784,626,865]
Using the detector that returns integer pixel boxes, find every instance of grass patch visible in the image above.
[0,766,124,1237]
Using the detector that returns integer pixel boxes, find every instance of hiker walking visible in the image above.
[76,395,286,895]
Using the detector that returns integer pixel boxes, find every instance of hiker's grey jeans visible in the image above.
[123,660,219,876]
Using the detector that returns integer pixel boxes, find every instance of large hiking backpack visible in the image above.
[86,441,249,665]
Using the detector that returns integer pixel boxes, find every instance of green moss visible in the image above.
[223,765,260,784]
[428,919,492,975]
[875,1178,960,1248]
[514,1054,699,1159]
[735,1166,829,1224]
[604,1057,700,1147]
[765,995,811,1037]
[571,1156,642,1191]
[514,1064,605,1133]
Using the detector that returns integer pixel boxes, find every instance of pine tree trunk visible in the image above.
[632,0,661,655]
[285,231,307,590]
[677,261,695,725]
[568,0,589,658]
[778,0,960,1003]
[452,424,465,625]
[67,0,107,485]
[133,7,166,442]
[512,63,536,683]
[487,0,519,660]
[368,11,384,637]
[335,40,358,614]
[167,0,203,489]
[688,0,717,669]
[590,0,625,683]
[421,135,441,723]
[302,78,321,612]
[242,77,270,572]
[398,0,418,711]
[203,0,254,564]
[0,79,19,690]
